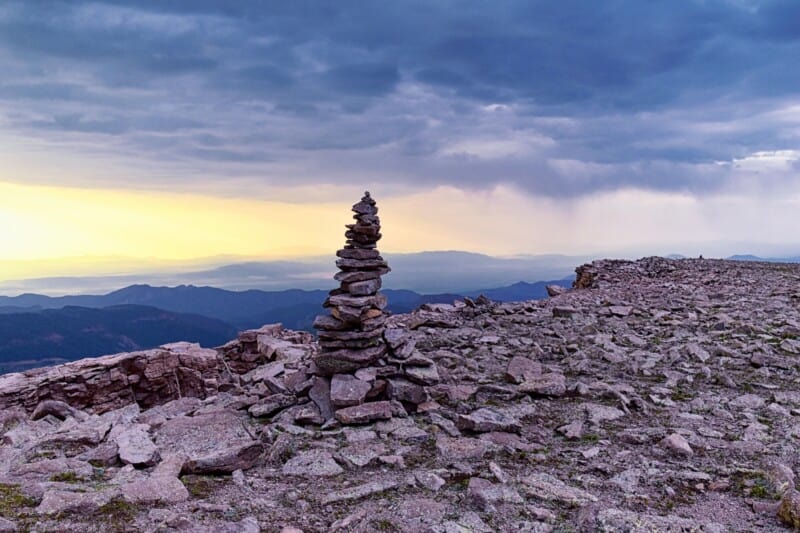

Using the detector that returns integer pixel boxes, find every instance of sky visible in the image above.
[1,0,800,280]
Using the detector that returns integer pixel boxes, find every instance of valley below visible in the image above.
[0,279,570,375]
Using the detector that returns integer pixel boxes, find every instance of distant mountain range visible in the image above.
[0,277,573,374]
[0,251,585,296]
[0,305,238,374]
[6,249,800,375]
[4,250,800,297]
[0,279,572,330]
[726,254,800,263]
[0,286,461,331]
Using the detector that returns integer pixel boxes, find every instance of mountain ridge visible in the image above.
[0,304,238,374]
[0,250,585,295]
[0,278,572,330]
[0,278,572,373]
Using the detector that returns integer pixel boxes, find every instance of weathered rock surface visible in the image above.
[3,257,800,531]
[115,424,160,467]
[154,409,263,474]
[282,450,343,477]
[0,342,220,414]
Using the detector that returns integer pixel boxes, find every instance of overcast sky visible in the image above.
[0,0,799,270]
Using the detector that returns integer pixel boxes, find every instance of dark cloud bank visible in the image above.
[0,0,798,197]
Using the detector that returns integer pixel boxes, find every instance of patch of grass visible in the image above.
[757,416,774,428]
[181,475,229,500]
[86,498,145,532]
[447,475,471,492]
[0,483,38,530]
[653,487,696,513]
[372,518,399,531]
[404,434,437,468]
[581,433,600,443]
[29,450,58,460]
[49,471,85,484]
[670,386,695,402]
[1,419,19,434]
[506,449,532,463]
[0,483,38,513]
[732,470,780,500]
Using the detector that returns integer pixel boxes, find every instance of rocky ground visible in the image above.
[3,257,800,532]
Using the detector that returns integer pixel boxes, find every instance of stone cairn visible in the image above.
[313,191,391,375]
[311,192,439,424]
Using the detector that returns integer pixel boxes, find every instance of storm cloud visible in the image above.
[0,0,798,197]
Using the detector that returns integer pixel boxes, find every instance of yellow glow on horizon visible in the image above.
[0,181,350,278]
[3,179,800,282]
[0,181,511,280]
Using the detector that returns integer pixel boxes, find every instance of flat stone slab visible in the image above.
[521,472,598,505]
[314,345,387,375]
[584,403,626,425]
[405,364,440,385]
[154,409,263,474]
[456,408,521,433]
[335,401,396,424]
[326,293,388,309]
[321,479,400,504]
[309,377,334,420]
[467,477,523,510]
[348,278,382,296]
[115,424,160,467]
[338,442,389,468]
[12,457,95,480]
[436,436,489,461]
[121,474,189,505]
[330,374,371,407]
[519,373,566,397]
[36,488,119,515]
[282,450,343,477]
[596,509,724,532]
[505,356,542,384]
[387,377,427,404]
[248,394,296,418]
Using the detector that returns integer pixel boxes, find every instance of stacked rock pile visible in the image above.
[308,192,440,425]
[313,192,391,375]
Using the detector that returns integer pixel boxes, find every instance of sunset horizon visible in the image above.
[1,1,799,287]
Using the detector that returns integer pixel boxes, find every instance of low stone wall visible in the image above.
[0,324,315,415]
[0,342,219,414]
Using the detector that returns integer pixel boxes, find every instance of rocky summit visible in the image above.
[3,257,800,531]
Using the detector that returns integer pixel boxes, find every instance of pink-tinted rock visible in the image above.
[505,356,542,384]
[0,343,219,415]
[387,378,428,404]
[155,409,263,474]
[335,401,396,424]
[456,408,521,434]
[308,376,334,421]
[313,345,387,375]
[348,278,382,296]
[330,374,371,407]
